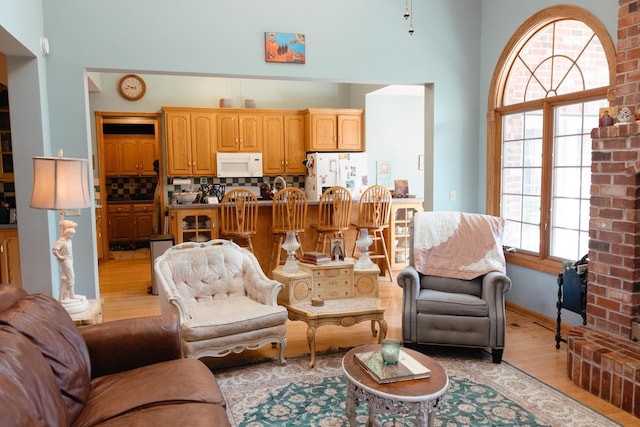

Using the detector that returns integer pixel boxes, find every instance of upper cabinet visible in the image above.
[216,111,263,152]
[164,107,216,177]
[104,134,157,177]
[263,111,306,175]
[304,108,364,152]
[0,86,13,180]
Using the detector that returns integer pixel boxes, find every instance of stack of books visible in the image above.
[354,349,431,384]
[301,251,331,265]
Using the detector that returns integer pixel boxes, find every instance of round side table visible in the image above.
[342,344,449,426]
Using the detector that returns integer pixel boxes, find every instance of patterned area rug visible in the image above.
[215,349,620,427]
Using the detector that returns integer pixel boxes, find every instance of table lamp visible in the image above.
[30,149,92,315]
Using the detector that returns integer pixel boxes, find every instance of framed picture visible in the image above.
[598,107,616,127]
[376,161,393,189]
[394,180,409,198]
[330,237,345,261]
[265,32,306,64]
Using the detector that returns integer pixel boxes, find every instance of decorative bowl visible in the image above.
[174,192,198,204]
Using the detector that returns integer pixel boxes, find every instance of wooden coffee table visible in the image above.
[286,298,386,369]
[342,344,449,427]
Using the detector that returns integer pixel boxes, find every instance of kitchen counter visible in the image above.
[107,199,154,204]
[169,197,421,209]
[168,197,423,274]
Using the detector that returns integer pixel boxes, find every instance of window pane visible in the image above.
[521,223,540,253]
[554,167,582,198]
[522,195,540,223]
[555,136,582,167]
[552,228,580,260]
[501,111,542,254]
[553,198,579,228]
[549,100,604,260]
[498,15,611,261]
[503,19,607,106]
[502,195,522,222]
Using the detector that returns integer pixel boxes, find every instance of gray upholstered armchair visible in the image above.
[396,212,511,363]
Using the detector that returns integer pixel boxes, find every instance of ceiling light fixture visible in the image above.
[403,0,415,36]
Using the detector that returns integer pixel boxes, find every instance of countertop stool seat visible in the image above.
[219,188,259,253]
[351,185,393,281]
[311,186,353,254]
[268,187,308,275]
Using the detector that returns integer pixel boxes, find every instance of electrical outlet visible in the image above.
[64,209,80,216]
[449,190,456,202]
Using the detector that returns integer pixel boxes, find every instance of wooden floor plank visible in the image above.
[98,251,637,426]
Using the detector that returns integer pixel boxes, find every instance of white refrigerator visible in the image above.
[305,152,369,201]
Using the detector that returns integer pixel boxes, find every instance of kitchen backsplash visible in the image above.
[106,177,157,201]
[98,175,305,204]
[169,175,305,198]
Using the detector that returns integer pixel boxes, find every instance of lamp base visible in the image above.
[61,295,90,315]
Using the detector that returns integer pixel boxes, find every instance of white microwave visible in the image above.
[216,152,263,178]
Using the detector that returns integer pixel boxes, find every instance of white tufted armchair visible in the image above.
[154,240,288,363]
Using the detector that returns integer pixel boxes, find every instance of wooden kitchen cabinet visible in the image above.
[304,108,364,152]
[107,203,154,243]
[164,108,216,176]
[262,112,306,175]
[103,134,158,177]
[385,200,423,270]
[0,228,21,287]
[216,111,263,152]
[169,208,218,244]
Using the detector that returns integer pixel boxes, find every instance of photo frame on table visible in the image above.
[265,32,306,64]
[330,237,346,261]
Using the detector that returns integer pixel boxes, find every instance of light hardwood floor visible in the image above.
[100,250,637,426]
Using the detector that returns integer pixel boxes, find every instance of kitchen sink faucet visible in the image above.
[273,176,287,192]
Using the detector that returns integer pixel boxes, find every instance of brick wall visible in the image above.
[568,1,640,415]
[588,1,640,339]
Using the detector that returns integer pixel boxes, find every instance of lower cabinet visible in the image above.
[168,208,218,244]
[0,228,21,287]
[107,203,154,244]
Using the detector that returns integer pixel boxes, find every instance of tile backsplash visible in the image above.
[106,176,157,201]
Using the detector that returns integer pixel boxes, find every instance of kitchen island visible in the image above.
[168,197,423,276]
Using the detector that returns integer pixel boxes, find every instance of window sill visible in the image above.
[505,251,564,276]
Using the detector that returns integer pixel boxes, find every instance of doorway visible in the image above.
[95,112,163,261]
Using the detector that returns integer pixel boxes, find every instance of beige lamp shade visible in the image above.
[30,154,91,210]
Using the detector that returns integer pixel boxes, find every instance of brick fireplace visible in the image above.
[566,1,640,417]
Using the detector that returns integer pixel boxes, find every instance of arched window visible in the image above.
[486,6,616,274]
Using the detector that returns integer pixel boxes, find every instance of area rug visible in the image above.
[214,349,621,427]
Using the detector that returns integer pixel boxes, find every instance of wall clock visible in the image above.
[118,74,146,101]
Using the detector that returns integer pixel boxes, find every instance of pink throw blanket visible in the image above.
[413,211,506,280]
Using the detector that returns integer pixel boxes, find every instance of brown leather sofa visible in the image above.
[0,284,231,426]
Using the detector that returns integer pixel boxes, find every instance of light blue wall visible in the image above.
[0,1,619,326]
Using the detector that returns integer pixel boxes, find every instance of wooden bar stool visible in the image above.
[269,187,308,275]
[219,188,259,253]
[351,185,393,280]
[311,186,352,253]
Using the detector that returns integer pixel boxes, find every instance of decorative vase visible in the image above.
[282,231,300,274]
[354,229,374,269]
[617,106,634,124]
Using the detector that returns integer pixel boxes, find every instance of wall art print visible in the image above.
[265,32,306,64]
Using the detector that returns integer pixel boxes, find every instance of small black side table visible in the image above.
[555,267,587,349]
